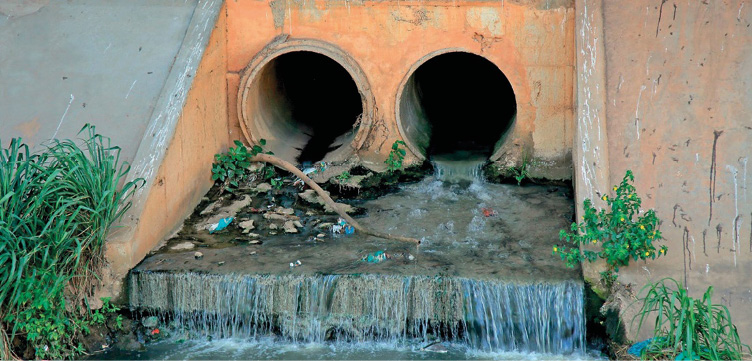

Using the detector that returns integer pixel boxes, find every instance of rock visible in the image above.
[264,213,288,221]
[268,223,278,230]
[248,232,260,238]
[170,242,195,251]
[317,222,333,229]
[247,162,264,172]
[408,254,415,261]
[217,261,225,266]
[199,200,220,215]
[600,282,640,344]
[238,219,255,233]
[255,183,272,192]
[283,221,298,233]
[142,316,159,328]
[423,343,448,353]
[194,251,203,260]
[306,211,316,216]
[250,239,262,244]
[317,233,326,238]
[276,207,295,215]
[299,189,320,204]
[293,220,304,228]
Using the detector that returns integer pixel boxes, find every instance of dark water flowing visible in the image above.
[102,159,599,360]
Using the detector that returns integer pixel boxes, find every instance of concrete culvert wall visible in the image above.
[240,49,369,164]
[397,52,517,159]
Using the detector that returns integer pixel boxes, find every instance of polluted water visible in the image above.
[101,156,603,360]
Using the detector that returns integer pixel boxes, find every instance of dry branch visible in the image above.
[251,153,420,245]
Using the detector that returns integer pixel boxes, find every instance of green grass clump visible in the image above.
[634,278,750,360]
[0,125,142,359]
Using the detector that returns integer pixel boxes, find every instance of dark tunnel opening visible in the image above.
[398,52,516,160]
[255,51,364,164]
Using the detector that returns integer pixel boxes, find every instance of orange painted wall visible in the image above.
[104,3,229,297]
[226,0,576,178]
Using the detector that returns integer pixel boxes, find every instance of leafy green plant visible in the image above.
[506,152,536,185]
[553,170,666,285]
[336,171,351,183]
[633,278,750,360]
[0,125,141,359]
[385,140,407,172]
[212,139,271,192]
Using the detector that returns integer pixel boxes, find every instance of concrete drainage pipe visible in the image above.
[396,51,517,160]
[238,40,374,164]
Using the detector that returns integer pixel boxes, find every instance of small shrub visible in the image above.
[385,140,406,172]
[506,152,536,185]
[211,139,271,192]
[634,278,750,360]
[553,170,667,285]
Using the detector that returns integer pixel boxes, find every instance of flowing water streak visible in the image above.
[130,272,585,354]
[431,157,486,183]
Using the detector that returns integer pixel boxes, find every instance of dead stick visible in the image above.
[251,153,420,245]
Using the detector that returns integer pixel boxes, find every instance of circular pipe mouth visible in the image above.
[396,51,517,161]
[239,41,373,165]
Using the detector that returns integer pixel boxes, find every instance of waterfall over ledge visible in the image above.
[129,272,585,355]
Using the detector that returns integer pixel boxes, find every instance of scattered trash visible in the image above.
[142,316,159,328]
[391,252,416,261]
[194,251,203,260]
[482,207,497,217]
[217,261,225,266]
[249,251,257,255]
[317,233,326,238]
[627,337,666,357]
[362,250,390,263]
[151,328,160,336]
[289,260,302,268]
[332,218,355,235]
[208,217,233,233]
[408,254,415,261]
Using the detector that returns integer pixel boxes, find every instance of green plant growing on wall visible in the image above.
[553,170,667,286]
[633,278,750,360]
[385,140,407,172]
[211,139,272,192]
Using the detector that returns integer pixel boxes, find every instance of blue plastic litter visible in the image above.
[628,337,668,358]
[210,217,233,233]
[344,225,355,235]
[362,250,390,263]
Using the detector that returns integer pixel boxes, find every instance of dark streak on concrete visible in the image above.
[672,3,677,21]
[652,152,657,165]
[672,204,680,227]
[733,215,741,253]
[716,223,723,253]
[708,130,723,225]
[682,227,690,287]
[702,229,708,256]
[657,0,668,37]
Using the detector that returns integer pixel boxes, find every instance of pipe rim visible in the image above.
[395,48,516,161]
[237,38,375,162]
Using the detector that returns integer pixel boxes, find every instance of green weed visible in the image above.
[554,170,667,286]
[385,140,406,172]
[633,278,750,360]
[211,139,272,192]
[0,125,141,359]
[336,171,351,183]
